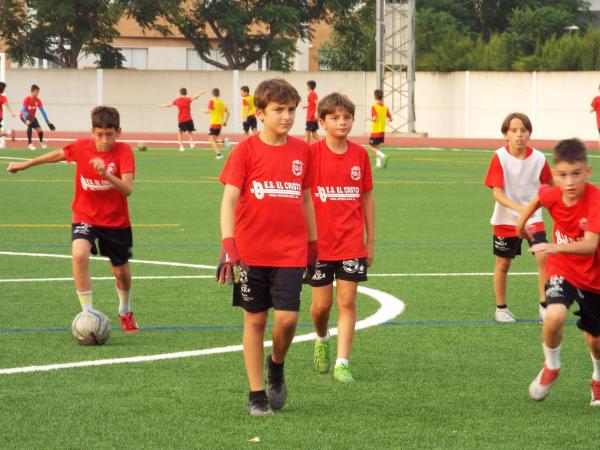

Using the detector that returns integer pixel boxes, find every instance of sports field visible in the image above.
[1,144,599,449]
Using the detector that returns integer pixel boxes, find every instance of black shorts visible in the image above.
[545,276,600,336]
[305,121,319,132]
[308,258,368,287]
[243,116,257,132]
[209,127,221,136]
[21,116,41,129]
[71,223,133,266]
[178,120,195,132]
[369,136,384,146]
[492,231,547,259]
[233,266,304,313]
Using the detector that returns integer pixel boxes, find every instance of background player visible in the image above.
[303,80,319,144]
[203,88,230,159]
[7,106,139,333]
[217,79,318,416]
[160,87,204,152]
[484,112,552,323]
[309,92,375,383]
[366,89,391,169]
[516,138,600,406]
[589,84,600,149]
[241,85,257,137]
[20,84,55,150]
[0,82,17,141]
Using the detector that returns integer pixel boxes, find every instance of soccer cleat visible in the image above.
[495,307,516,323]
[215,153,224,160]
[119,312,140,333]
[314,339,330,374]
[223,138,232,150]
[333,363,356,382]
[382,154,390,169]
[248,397,273,416]
[538,304,547,324]
[40,142,48,149]
[265,355,288,410]
[28,143,36,150]
[179,146,185,152]
[591,380,600,406]
[529,365,560,401]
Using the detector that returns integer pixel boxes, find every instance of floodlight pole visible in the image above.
[375,0,416,134]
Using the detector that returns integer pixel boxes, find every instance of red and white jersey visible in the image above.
[311,139,373,260]
[539,183,600,294]
[172,96,193,123]
[21,96,42,118]
[63,139,135,228]
[484,146,552,236]
[306,91,318,121]
[0,95,7,119]
[219,134,313,267]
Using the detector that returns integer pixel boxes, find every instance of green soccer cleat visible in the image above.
[333,363,355,383]
[382,154,390,169]
[313,339,330,374]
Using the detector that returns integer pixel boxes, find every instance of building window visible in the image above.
[119,48,148,69]
[186,48,226,70]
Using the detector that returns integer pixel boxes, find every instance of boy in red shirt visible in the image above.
[7,106,139,333]
[516,138,600,405]
[218,79,318,416]
[160,87,204,152]
[20,84,55,150]
[0,82,16,141]
[303,80,319,144]
[589,84,600,149]
[308,93,374,382]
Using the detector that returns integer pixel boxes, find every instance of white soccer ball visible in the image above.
[72,310,111,346]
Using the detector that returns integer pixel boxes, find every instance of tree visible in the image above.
[319,1,375,71]
[124,0,360,71]
[0,0,125,69]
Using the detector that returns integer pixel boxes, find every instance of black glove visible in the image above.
[47,122,56,131]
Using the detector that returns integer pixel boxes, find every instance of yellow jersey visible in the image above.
[242,95,256,119]
[370,102,391,137]
[209,97,228,127]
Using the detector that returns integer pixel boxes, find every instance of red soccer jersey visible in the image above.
[539,183,600,294]
[592,96,600,128]
[306,91,318,122]
[0,95,6,119]
[22,96,42,118]
[172,97,193,123]
[63,139,135,228]
[311,140,373,260]
[219,134,313,267]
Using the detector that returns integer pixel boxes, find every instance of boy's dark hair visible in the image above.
[307,80,316,90]
[91,106,120,130]
[374,89,384,101]
[180,87,187,95]
[317,92,355,119]
[212,88,220,97]
[241,85,250,94]
[254,79,301,110]
[0,82,5,94]
[553,138,588,164]
[31,84,40,92]
[501,112,532,134]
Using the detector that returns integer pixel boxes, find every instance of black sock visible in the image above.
[540,301,548,308]
[38,131,44,142]
[248,390,267,402]
[268,355,284,377]
[497,304,507,309]
[27,126,33,144]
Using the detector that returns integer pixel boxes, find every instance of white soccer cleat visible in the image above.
[495,307,516,323]
[529,365,560,401]
[28,143,36,150]
[179,146,185,152]
[215,154,224,160]
[538,305,547,324]
[189,142,195,149]
[40,142,48,149]
[591,380,600,406]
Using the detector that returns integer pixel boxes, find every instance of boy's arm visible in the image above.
[7,149,66,173]
[191,90,205,101]
[531,231,599,256]
[223,110,230,127]
[89,158,134,197]
[5,101,16,117]
[493,187,526,214]
[159,103,174,108]
[362,191,375,267]
[217,184,244,284]
[220,184,241,238]
[302,188,318,242]
[516,195,542,239]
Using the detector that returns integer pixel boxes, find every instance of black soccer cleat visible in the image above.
[265,354,288,410]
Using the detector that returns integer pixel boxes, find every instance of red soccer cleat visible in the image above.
[529,365,560,401]
[591,380,600,406]
[119,312,140,333]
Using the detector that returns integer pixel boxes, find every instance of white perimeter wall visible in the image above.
[4,68,600,140]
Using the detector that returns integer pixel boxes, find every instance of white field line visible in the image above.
[0,284,404,375]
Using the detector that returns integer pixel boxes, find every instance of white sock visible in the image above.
[335,358,349,368]
[375,156,382,168]
[76,290,93,312]
[317,332,330,343]
[543,343,561,370]
[117,288,131,316]
[376,150,385,158]
[591,354,600,381]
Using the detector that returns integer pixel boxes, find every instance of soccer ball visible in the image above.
[72,310,111,346]
[137,141,148,151]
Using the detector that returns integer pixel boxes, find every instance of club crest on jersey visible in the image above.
[350,166,361,181]
[106,162,117,175]
[292,159,303,177]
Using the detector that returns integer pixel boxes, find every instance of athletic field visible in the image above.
[1,144,599,448]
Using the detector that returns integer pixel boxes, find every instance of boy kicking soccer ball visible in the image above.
[516,138,600,405]
[309,93,375,382]
[7,106,140,334]
[217,79,318,416]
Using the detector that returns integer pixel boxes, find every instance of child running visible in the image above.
[516,138,600,405]
[20,84,55,150]
[203,88,230,159]
[309,93,375,382]
[7,106,140,333]
[241,85,257,137]
[160,87,204,152]
[0,82,16,141]
[484,112,553,323]
[366,89,391,169]
[303,80,319,144]
[217,79,318,416]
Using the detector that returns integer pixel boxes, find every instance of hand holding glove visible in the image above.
[216,237,247,284]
